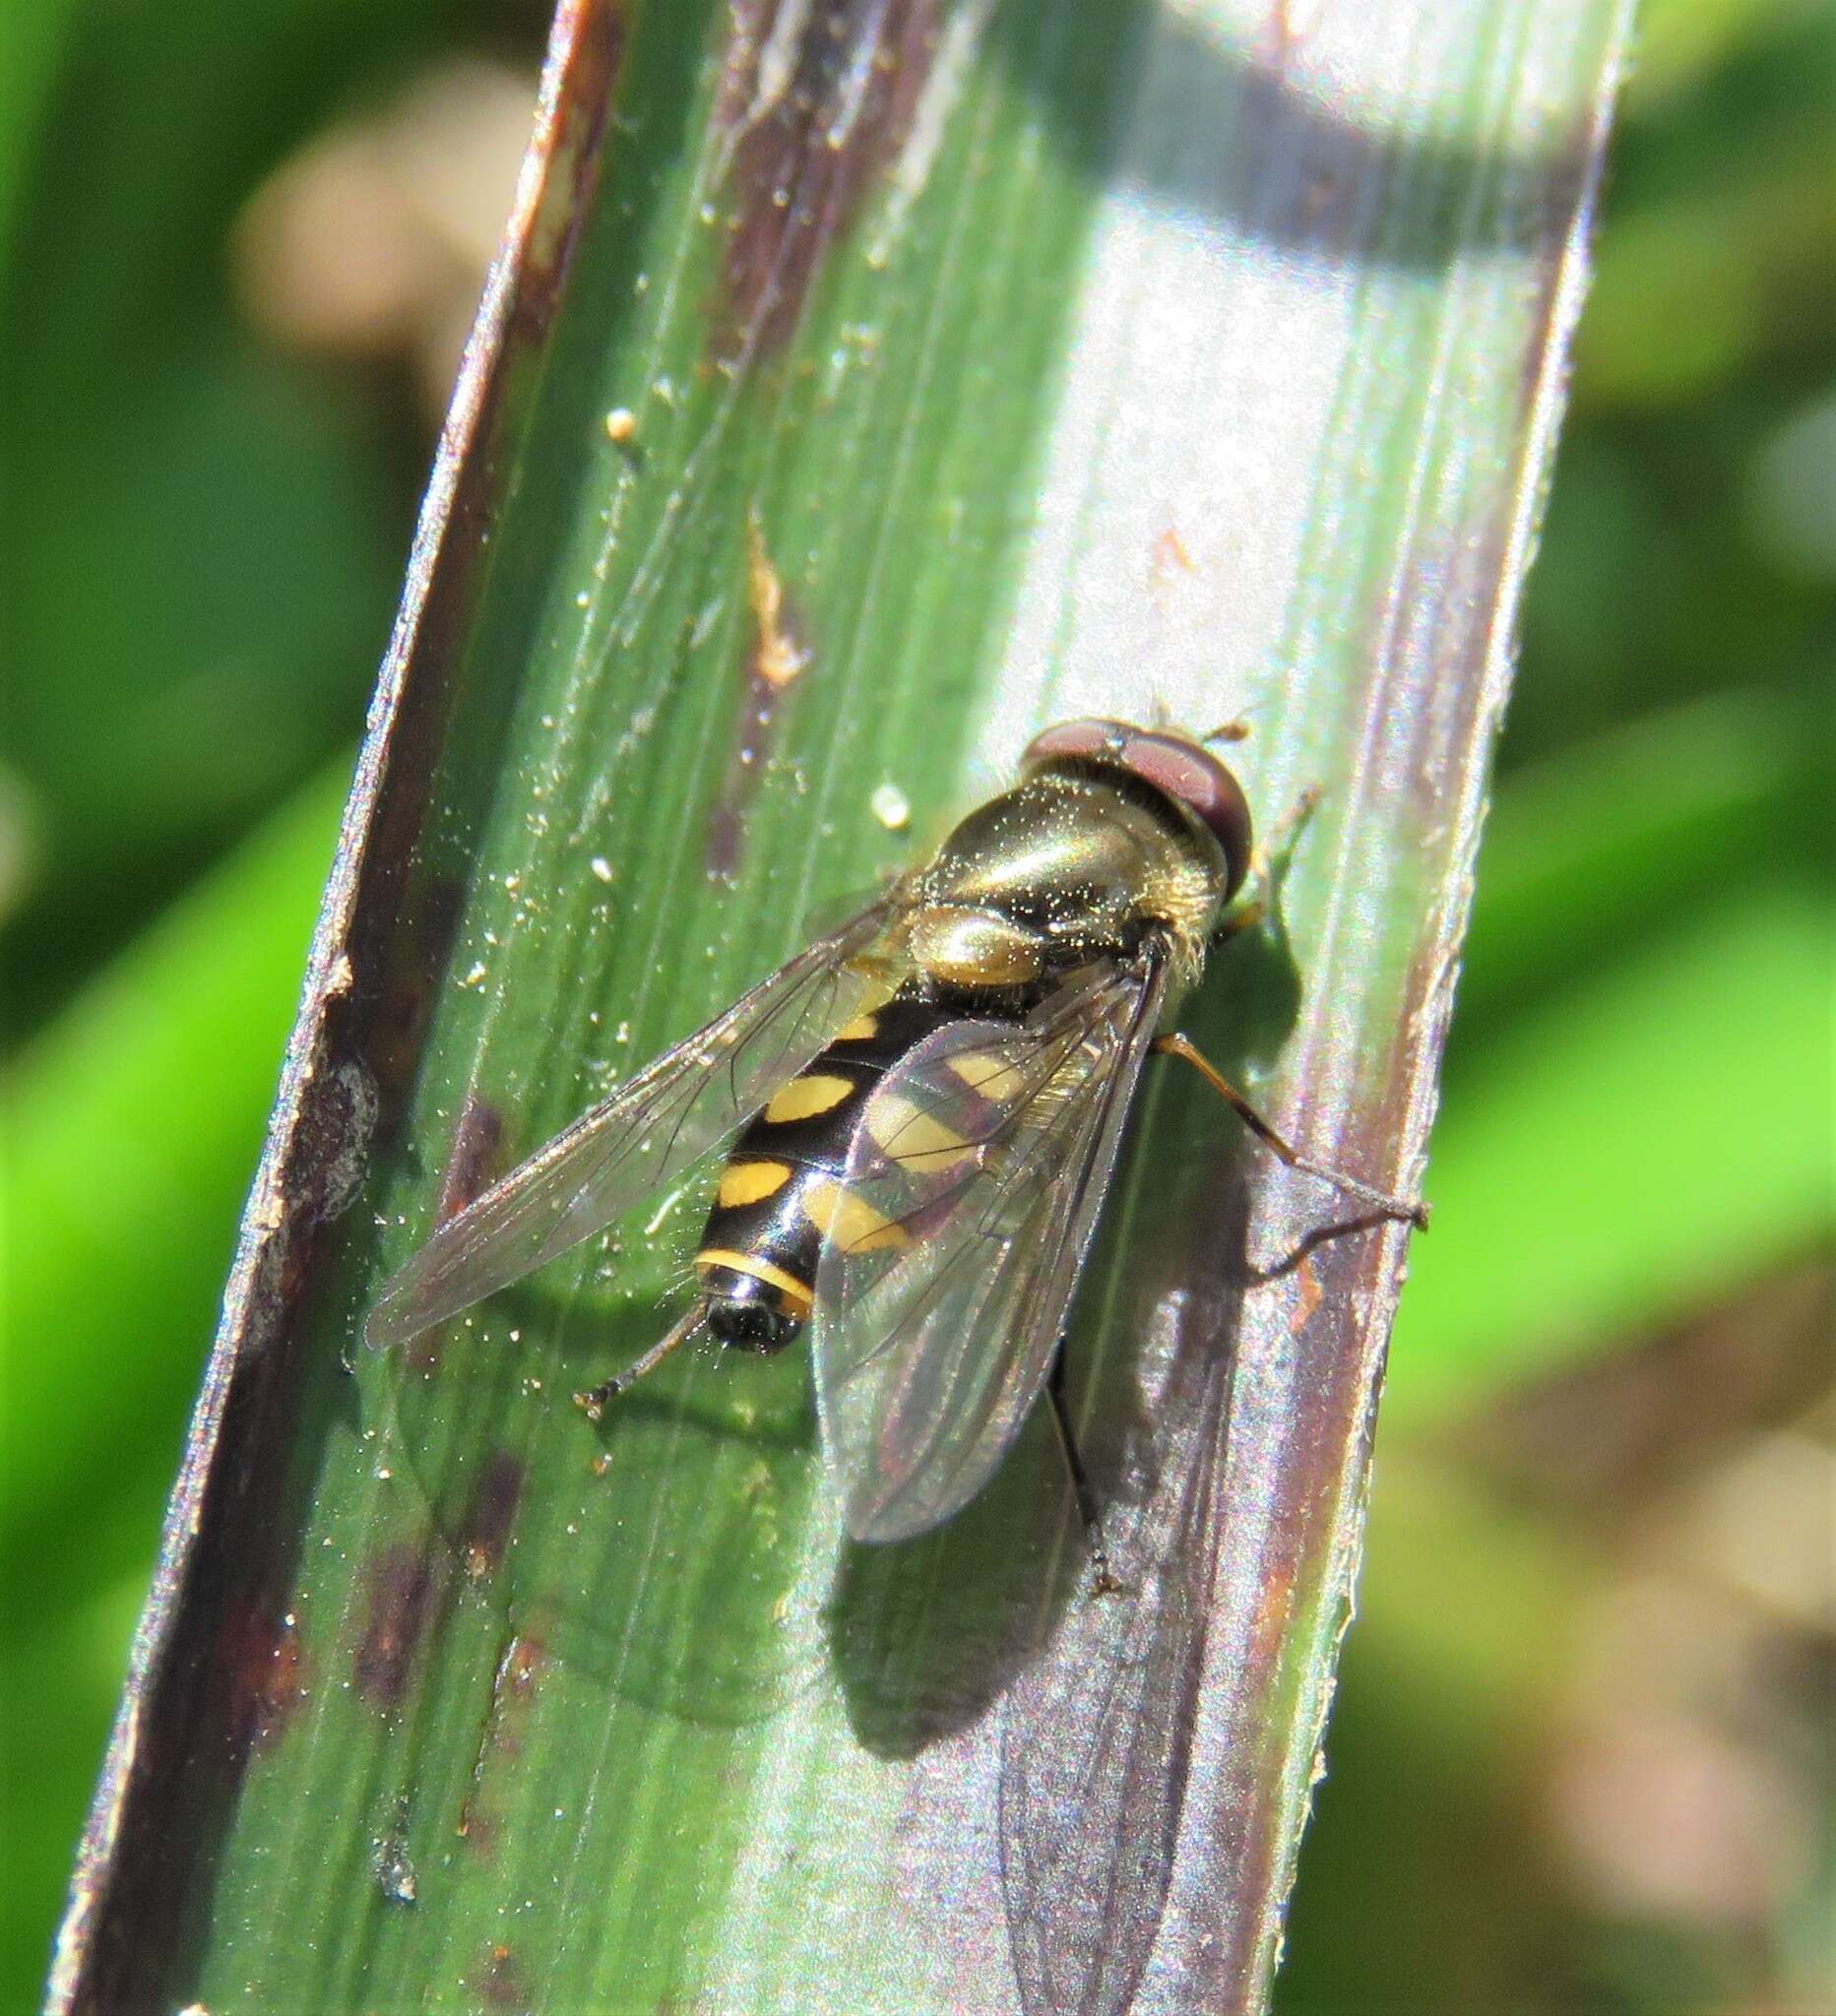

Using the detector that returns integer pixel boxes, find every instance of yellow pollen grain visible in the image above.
[866,1092,976,1172]
[946,1050,1027,1103]
[717,1160,792,1208]
[835,1011,880,1041]
[764,1073,855,1123]
[802,1179,909,1254]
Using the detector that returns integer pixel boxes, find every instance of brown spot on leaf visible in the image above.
[715,0,941,362]
[220,1604,309,1764]
[704,801,742,881]
[354,1544,442,1705]
[475,1942,530,2012]
[438,1096,506,1226]
[459,1452,526,1579]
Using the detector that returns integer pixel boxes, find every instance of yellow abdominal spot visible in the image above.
[835,1011,880,1041]
[866,1091,977,1173]
[717,1160,792,1208]
[694,1249,815,1317]
[946,1049,1027,1104]
[764,1073,855,1123]
[802,1178,909,1254]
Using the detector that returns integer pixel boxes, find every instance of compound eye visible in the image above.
[1117,730,1253,898]
[1023,718,1253,898]
[1022,717,1128,772]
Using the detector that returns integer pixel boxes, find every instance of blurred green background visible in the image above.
[1,2,1829,2011]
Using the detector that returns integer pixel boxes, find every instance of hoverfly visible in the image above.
[367,718,1424,1544]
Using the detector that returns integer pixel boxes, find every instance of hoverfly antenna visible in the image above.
[1201,710,1254,748]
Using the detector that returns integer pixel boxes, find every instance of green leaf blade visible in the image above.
[52,5,1637,2014]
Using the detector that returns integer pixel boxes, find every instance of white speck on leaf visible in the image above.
[870,783,911,831]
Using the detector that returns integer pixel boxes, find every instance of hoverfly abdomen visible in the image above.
[694,993,991,1351]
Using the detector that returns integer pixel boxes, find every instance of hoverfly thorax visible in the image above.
[906,723,1251,997]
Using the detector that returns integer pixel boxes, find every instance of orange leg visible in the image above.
[1152,1033,1428,1229]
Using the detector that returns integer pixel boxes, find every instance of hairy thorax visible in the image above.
[901,768,1229,998]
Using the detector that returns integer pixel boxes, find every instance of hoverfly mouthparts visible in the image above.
[369,717,1424,1546]
[1020,717,1254,902]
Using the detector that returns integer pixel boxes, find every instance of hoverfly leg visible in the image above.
[573,1303,709,1422]
[1045,1354,1128,1600]
[1151,1033,1429,1231]
[1214,896,1266,942]
[1211,788,1319,945]
[1264,782,1322,856]
[1242,784,1323,920]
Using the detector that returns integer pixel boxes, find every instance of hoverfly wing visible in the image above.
[367,893,904,1351]
[811,950,1169,1544]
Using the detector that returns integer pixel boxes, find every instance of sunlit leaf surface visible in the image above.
[52,3,1634,2012]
